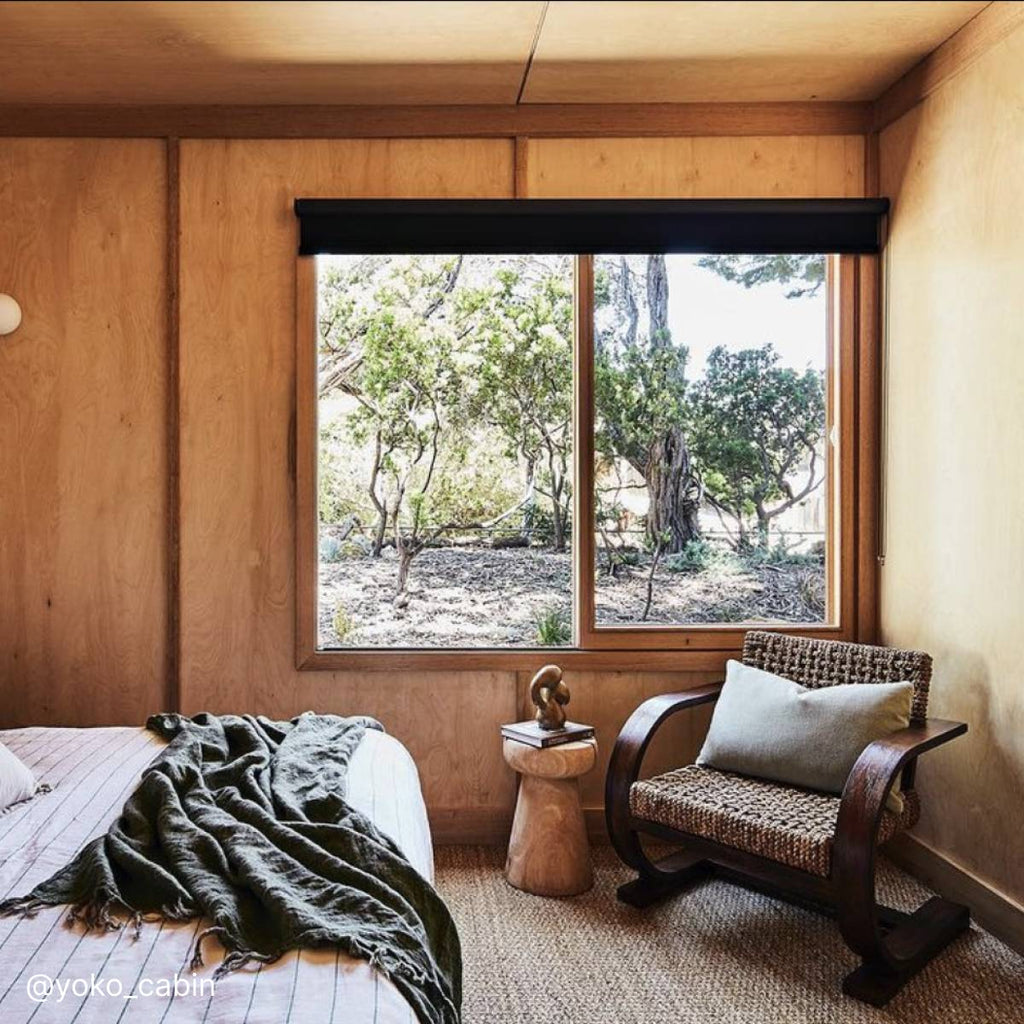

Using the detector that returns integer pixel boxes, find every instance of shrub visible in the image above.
[321,533,371,563]
[320,535,344,563]
[331,603,356,642]
[535,604,572,646]
[744,539,824,569]
[664,539,716,574]
[528,501,572,548]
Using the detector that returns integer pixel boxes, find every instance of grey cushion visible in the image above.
[697,660,913,811]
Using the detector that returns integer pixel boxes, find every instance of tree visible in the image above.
[354,303,468,597]
[594,255,701,553]
[457,263,574,550]
[319,255,466,558]
[690,344,825,549]
[696,254,826,298]
[320,256,469,594]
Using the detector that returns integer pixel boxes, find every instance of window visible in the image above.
[294,200,882,666]
[314,253,574,649]
[591,253,832,629]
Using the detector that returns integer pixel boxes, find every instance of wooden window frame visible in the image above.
[295,252,878,671]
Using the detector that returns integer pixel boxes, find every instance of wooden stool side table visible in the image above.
[502,736,598,897]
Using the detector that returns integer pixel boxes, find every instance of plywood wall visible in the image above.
[879,22,1024,905]
[0,139,168,725]
[522,135,865,197]
[1,130,863,838]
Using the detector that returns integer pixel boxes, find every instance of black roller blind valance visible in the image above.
[294,198,888,256]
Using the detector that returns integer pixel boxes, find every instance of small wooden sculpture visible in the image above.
[529,664,570,731]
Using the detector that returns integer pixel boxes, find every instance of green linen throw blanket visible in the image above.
[0,712,461,1024]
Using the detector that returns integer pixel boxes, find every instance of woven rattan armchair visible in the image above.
[606,631,969,1007]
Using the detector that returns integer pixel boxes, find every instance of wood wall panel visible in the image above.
[0,139,167,726]
[523,136,866,198]
[879,21,1024,905]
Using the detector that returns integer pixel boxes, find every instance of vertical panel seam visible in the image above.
[166,137,181,713]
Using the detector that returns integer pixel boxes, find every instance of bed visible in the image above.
[0,725,433,1023]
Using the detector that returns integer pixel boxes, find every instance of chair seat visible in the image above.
[630,765,920,877]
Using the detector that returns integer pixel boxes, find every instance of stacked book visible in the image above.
[501,720,595,749]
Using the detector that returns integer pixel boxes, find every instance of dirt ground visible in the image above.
[319,545,825,647]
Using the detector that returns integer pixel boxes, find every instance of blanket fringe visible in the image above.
[190,926,230,972]
[0,895,50,919]
[213,949,280,980]
[1,891,186,946]
[0,782,52,816]
[190,926,281,978]
[66,894,127,933]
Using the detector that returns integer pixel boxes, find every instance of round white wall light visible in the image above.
[0,294,22,336]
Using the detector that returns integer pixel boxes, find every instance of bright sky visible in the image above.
[665,255,828,377]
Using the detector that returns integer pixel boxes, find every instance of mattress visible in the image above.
[0,725,432,1023]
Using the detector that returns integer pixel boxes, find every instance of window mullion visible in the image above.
[573,254,596,649]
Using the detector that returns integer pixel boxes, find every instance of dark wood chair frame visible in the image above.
[606,677,969,1007]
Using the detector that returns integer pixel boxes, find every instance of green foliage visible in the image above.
[663,539,717,574]
[528,495,573,547]
[534,604,572,646]
[320,535,369,564]
[318,420,369,525]
[315,250,829,615]
[690,344,826,547]
[318,255,576,574]
[594,341,689,471]
[456,263,574,548]
[696,254,827,298]
[423,451,520,532]
[319,256,472,578]
[742,539,825,568]
[331,603,356,642]
[593,257,689,475]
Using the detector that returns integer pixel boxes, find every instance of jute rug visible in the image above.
[435,846,1024,1023]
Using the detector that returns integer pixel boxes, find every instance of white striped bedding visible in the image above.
[0,725,433,1024]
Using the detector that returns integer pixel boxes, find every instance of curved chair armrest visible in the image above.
[605,684,722,870]
[833,718,967,960]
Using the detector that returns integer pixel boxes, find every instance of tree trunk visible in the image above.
[737,517,751,551]
[372,510,388,557]
[755,505,771,549]
[396,543,414,596]
[647,254,670,342]
[645,427,701,553]
[548,455,567,553]
[642,255,700,554]
[550,500,565,552]
[368,432,388,557]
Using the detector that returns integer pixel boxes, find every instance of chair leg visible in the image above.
[841,896,970,1007]
[616,847,710,909]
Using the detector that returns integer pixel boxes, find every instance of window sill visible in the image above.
[297,624,851,672]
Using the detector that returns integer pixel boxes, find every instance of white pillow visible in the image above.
[0,742,39,811]
[697,660,913,812]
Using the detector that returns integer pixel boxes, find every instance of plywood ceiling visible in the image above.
[526,1,992,102]
[0,0,990,106]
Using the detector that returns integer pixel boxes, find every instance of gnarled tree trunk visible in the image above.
[645,426,701,552]
[643,255,701,553]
